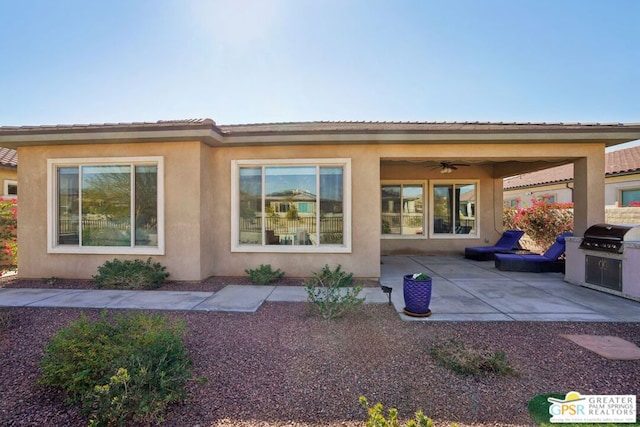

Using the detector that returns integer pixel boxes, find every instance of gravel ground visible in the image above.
[0,277,639,426]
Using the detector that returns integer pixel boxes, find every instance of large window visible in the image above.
[47,157,164,254]
[430,181,477,236]
[232,159,351,253]
[381,184,424,235]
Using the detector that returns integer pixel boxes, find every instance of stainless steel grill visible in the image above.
[579,223,640,253]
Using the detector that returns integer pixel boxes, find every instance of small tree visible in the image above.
[504,200,573,250]
[286,204,300,220]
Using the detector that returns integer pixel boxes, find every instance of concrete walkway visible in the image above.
[1,255,639,322]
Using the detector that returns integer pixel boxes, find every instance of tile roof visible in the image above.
[0,147,17,167]
[503,145,640,189]
[0,119,219,135]
[217,120,637,134]
[1,119,639,136]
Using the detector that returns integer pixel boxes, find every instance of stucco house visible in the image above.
[1,120,640,281]
[504,145,640,208]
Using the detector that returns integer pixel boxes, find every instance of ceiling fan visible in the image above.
[438,161,469,174]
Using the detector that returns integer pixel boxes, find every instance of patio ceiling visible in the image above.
[381,158,574,178]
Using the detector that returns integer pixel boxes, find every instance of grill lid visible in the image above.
[580,223,640,253]
[584,224,640,242]
[583,223,637,240]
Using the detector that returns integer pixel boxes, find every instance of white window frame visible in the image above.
[619,187,640,207]
[3,179,17,198]
[47,157,165,255]
[429,179,479,239]
[380,181,427,239]
[231,158,351,253]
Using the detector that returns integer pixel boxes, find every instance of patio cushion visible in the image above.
[464,229,525,261]
[542,233,571,261]
[494,232,572,272]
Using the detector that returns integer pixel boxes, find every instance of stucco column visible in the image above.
[494,177,504,234]
[573,153,605,236]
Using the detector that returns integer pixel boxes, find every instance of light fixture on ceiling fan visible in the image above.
[439,161,469,174]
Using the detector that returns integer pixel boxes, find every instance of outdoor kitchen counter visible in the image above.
[565,236,640,301]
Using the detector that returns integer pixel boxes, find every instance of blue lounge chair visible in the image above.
[494,232,573,273]
[464,230,525,261]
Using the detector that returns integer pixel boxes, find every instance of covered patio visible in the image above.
[380,255,640,322]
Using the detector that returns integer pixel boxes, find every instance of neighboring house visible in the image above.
[1,120,640,281]
[0,147,17,198]
[504,145,640,208]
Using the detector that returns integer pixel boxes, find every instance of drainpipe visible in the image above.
[566,181,574,202]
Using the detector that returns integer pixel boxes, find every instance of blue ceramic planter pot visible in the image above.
[403,274,432,314]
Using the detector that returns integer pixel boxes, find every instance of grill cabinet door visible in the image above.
[585,255,622,291]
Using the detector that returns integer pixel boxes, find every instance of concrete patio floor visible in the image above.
[381,255,640,322]
[0,256,639,322]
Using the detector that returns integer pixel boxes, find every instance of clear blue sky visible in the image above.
[1,0,639,128]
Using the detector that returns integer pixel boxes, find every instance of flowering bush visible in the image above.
[629,201,640,207]
[504,200,573,250]
[0,198,17,273]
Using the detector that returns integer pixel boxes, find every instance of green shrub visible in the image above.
[0,308,12,332]
[429,339,518,377]
[305,264,364,319]
[245,264,284,285]
[315,264,354,287]
[93,257,169,289]
[39,311,192,425]
[360,396,435,427]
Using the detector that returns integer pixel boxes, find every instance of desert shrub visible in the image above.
[39,311,191,425]
[305,264,364,319]
[245,264,284,285]
[0,198,17,273]
[360,396,435,427]
[429,339,518,377]
[503,201,573,250]
[314,264,354,287]
[93,257,169,289]
[0,308,13,332]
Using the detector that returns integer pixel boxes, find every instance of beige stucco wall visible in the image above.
[16,142,382,280]
[15,139,606,281]
[209,144,381,278]
[17,142,208,281]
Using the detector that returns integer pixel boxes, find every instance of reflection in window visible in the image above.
[432,183,477,235]
[381,184,424,235]
[58,167,79,244]
[135,165,158,246]
[238,164,344,246]
[55,162,159,248]
[82,165,131,246]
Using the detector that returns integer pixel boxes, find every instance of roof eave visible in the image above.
[0,128,224,149]
[219,130,640,146]
[2,123,640,148]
